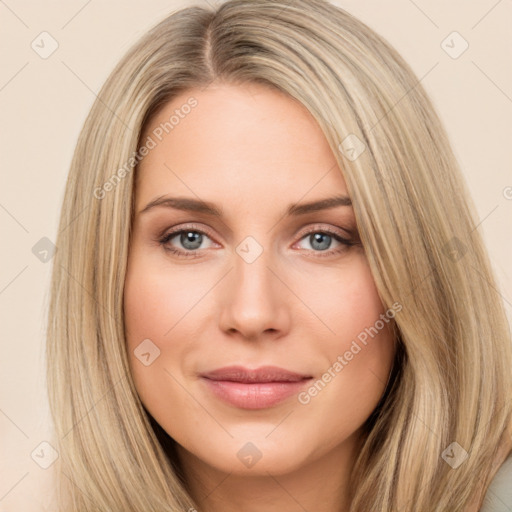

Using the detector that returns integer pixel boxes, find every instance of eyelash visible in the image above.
[157,223,359,259]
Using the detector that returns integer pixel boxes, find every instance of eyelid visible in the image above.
[159,222,218,240]
[294,223,355,241]
[159,222,354,244]
[158,222,221,248]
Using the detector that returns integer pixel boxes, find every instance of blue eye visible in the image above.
[172,231,204,251]
[301,232,340,251]
[158,225,358,259]
[159,228,214,258]
[294,229,357,257]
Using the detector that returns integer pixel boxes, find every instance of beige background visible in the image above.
[1,0,511,509]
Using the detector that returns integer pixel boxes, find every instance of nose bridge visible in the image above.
[234,238,275,296]
[233,235,280,309]
[218,234,289,338]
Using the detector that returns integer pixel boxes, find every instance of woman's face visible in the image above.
[124,82,396,478]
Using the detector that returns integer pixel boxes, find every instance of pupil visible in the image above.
[182,231,202,250]
[311,233,331,251]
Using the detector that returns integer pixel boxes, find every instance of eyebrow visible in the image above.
[139,194,352,217]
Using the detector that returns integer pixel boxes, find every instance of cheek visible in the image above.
[124,271,176,342]
[123,253,195,409]
[300,257,396,417]
[123,251,207,346]
[304,254,391,350]
[339,261,396,379]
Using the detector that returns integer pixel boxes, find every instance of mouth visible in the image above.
[200,365,313,409]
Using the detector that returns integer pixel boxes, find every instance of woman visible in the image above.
[46,0,512,510]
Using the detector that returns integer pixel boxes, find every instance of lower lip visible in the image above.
[201,378,311,410]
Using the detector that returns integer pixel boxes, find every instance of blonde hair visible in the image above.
[46,0,512,510]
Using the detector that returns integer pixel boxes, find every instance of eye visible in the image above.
[158,225,217,258]
[157,224,359,259]
[293,226,358,257]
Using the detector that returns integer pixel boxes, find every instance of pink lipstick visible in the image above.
[200,365,313,410]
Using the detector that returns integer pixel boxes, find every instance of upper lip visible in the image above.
[200,365,312,383]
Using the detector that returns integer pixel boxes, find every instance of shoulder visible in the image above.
[480,453,512,511]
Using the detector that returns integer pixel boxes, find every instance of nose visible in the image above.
[218,245,291,342]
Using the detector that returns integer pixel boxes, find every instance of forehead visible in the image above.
[136,82,348,208]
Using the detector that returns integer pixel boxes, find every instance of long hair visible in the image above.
[46,0,512,510]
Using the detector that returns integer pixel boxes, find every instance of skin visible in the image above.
[123,82,396,512]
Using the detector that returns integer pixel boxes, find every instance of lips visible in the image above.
[200,365,313,409]
[200,365,312,383]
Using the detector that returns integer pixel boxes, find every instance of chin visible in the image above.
[182,433,318,476]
